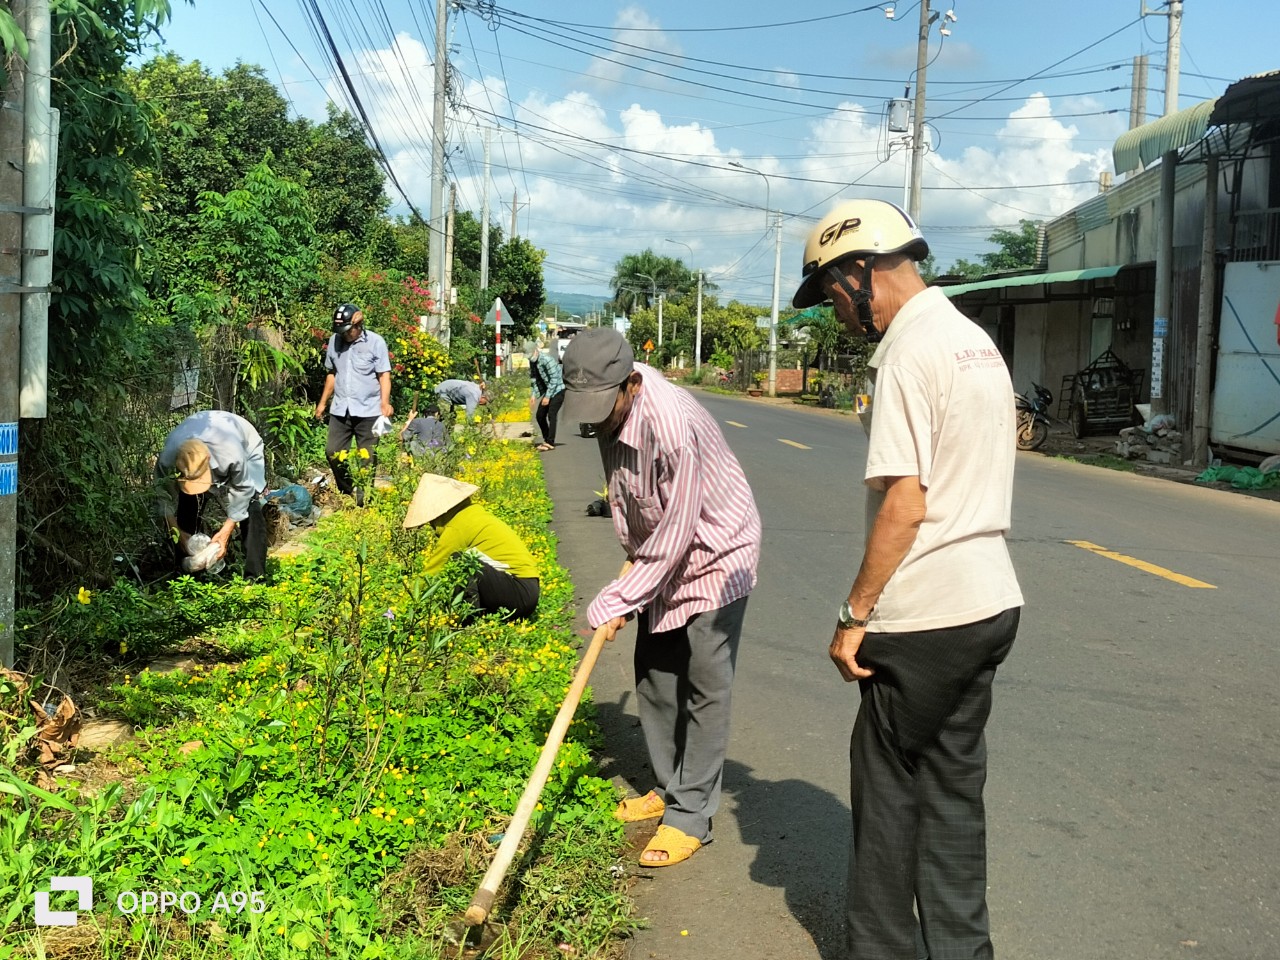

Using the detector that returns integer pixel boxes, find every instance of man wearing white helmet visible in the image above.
[794,199,1023,960]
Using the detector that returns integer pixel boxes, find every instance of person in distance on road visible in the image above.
[527,341,566,450]
[792,199,1023,960]
[560,327,761,868]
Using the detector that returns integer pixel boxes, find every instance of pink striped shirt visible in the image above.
[586,363,761,633]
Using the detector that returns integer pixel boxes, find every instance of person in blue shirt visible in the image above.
[526,342,566,451]
[314,303,393,504]
[434,378,487,422]
[155,410,267,580]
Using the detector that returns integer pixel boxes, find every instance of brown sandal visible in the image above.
[614,789,665,823]
[639,824,702,867]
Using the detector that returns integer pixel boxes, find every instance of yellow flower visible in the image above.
[358,448,370,460]
[180,856,191,866]
[76,587,91,605]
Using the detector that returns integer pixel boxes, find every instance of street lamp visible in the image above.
[664,238,703,371]
[635,271,663,352]
[729,161,782,398]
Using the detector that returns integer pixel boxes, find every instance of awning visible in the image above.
[1112,98,1218,173]
[940,265,1125,299]
[1210,70,1280,127]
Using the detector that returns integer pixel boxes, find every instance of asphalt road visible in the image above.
[540,390,1280,960]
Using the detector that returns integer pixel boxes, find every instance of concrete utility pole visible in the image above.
[428,0,448,332]
[480,126,491,290]
[1141,0,1183,118]
[1192,155,1218,465]
[21,0,52,422]
[1129,54,1149,131]
[908,0,932,222]
[510,190,517,238]
[1,0,28,669]
[1165,0,1182,116]
[695,271,703,371]
[442,183,455,347]
[768,208,782,397]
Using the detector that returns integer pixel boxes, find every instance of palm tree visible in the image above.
[610,249,690,310]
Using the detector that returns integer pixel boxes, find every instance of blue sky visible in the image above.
[151,1,1276,304]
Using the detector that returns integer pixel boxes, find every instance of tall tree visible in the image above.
[302,104,388,263]
[946,220,1043,278]
[46,0,175,372]
[610,249,689,311]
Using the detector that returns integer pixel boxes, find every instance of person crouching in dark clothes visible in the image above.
[402,473,540,621]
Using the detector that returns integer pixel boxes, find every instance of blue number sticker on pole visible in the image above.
[0,461,15,496]
[0,422,15,456]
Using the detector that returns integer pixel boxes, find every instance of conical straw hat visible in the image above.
[403,473,479,528]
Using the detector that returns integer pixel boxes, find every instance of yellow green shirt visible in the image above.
[424,503,540,580]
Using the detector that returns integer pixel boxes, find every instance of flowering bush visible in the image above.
[1,422,632,958]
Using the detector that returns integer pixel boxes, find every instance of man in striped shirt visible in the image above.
[561,328,762,868]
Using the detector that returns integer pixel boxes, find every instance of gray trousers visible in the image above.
[847,606,1020,960]
[634,595,749,843]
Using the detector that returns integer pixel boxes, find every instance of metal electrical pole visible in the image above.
[428,0,448,330]
[908,0,932,222]
[1,0,28,669]
[442,182,455,347]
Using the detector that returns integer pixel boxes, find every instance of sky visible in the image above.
[151,0,1277,307]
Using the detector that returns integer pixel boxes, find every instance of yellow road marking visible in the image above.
[1066,540,1217,589]
[778,438,811,450]
[725,420,748,428]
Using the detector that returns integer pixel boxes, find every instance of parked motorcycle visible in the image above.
[1015,383,1053,451]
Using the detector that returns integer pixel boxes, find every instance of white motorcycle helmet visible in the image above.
[791,199,929,315]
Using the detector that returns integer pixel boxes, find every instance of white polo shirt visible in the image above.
[862,286,1024,632]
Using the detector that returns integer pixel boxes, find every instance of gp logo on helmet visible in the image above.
[819,217,862,247]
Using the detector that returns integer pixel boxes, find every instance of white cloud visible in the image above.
[338,32,1129,299]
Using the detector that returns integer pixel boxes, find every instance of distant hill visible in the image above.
[544,292,610,319]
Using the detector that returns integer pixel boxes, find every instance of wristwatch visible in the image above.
[838,601,870,629]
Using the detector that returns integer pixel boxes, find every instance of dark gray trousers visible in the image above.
[847,607,1020,960]
[634,595,749,843]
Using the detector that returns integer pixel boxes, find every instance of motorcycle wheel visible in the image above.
[1016,412,1048,450]
[1027,419,1049,450]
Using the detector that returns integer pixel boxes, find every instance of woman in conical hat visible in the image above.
[404,473,540,621]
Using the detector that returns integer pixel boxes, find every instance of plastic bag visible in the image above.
[182,533,226,574]
[371,415,394,437]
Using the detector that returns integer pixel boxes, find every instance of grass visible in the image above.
[1,405,635,960]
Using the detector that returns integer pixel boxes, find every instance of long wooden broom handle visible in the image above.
[463,562,632,925]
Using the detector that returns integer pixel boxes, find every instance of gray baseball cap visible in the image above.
[561,328,635,425]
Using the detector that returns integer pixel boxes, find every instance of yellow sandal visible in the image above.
[615,789,666,823]
[639,824,702,868]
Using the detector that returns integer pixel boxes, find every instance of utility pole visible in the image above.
[509,190,518,238]
[428,0,449,333]
[1128,54,1149,130]
[1141,0,1183,118]
[1165,0,1182,116]
[1,0,28,669]
[1192,155,1218,465]
[442,183,455,347]
[908,0,932,222]
[480,127,491,290]
[1144,0,1186,416]
[657,294,664,350]
[695,271,703,371]
[768,209,782,397]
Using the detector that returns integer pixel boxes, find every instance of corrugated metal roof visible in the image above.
[1112,98,1218,173]
[939,265,1124,299]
